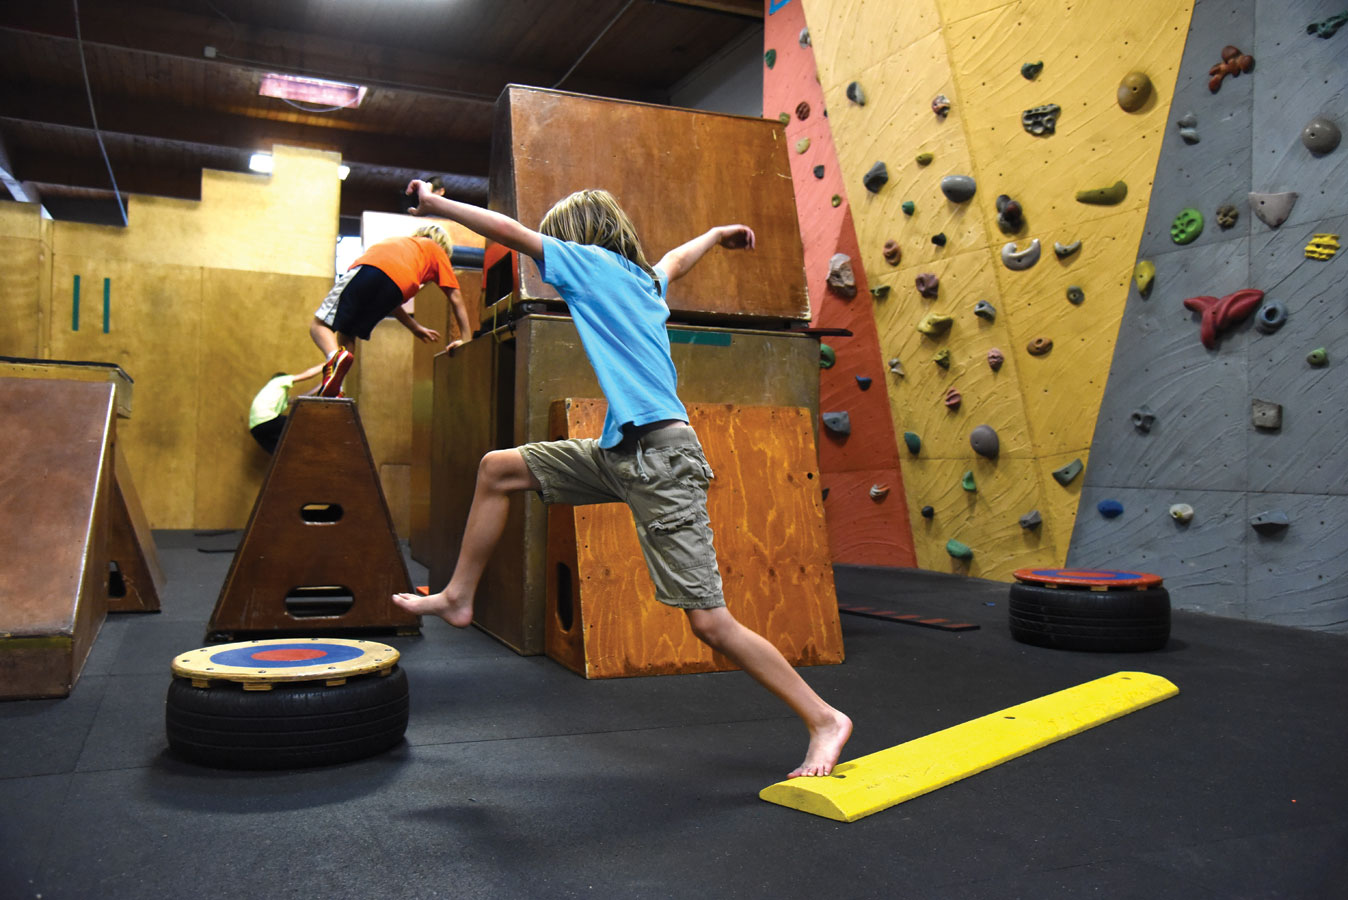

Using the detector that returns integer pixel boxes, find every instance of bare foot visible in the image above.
[392,588,474,628]
[788,711,853,778]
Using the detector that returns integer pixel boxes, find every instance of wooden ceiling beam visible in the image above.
[15,149,203,201]
[657,0,764,18]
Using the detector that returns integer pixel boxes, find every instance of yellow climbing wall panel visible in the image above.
[802,0,1193,574]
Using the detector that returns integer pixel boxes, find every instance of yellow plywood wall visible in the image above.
[801,0,1193,576]
[0,203,53,358]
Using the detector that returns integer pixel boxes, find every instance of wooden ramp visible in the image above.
[545,399,843,678]
[107,441,164,612]
[0,378,115,699]
[208,397,418,639]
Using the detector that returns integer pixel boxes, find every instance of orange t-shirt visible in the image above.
[351,236,460,300]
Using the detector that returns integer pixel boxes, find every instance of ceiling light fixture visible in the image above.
[259,73,367,109]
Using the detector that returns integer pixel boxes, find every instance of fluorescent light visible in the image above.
[248,152,273,174]
[260,73,366,108]
[338,165,350,181]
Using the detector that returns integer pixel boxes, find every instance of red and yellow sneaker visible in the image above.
[318,348,353,397]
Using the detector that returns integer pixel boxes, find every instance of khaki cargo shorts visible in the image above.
[519,424,725,610]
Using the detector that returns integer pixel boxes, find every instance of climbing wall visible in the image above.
[780,0,1192,577]
[1068,0,1348,632]
[762,0,916,567]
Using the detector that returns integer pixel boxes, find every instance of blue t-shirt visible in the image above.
[536,236,687,448]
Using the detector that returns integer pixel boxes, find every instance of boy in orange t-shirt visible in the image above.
[310,223,473,397]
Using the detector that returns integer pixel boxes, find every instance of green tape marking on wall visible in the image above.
[668,330,732,347]
[103,278,111,333]
[72,274,80,331]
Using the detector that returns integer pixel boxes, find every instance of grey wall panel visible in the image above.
[1066,485,1248,619]
[1245,492,1348,632]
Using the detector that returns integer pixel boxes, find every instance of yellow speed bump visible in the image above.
[761,671,1178,822]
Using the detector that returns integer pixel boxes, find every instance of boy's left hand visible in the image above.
[415,325,442,344]
[718,225,756,250]
[405,180,428,215]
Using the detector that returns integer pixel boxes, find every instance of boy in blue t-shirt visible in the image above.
[392,183,851,779]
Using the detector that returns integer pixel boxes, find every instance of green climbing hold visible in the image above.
[778,112,791,125]
[819,343,836,368]
[1170,208,1204,245]
[903,431,921,455]
[1307,347,1328,367]
[765,49,777,69]
[916,152,934,166]
[933,348,951,368]
[1076,180,1128,205]
[901,201,916,216]
[945,539,973,560]
[961,470,976,492]
[831,194,842,207]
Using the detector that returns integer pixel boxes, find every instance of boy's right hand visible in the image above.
[717,225,756,250]
[405,180,428,216]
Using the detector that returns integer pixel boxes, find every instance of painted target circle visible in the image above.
[208,642,365,669]
[1013,568,1162,589]
[171,638,400,686]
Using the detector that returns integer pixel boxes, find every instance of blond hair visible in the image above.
[539,190,655,279]
[413,224,453,262]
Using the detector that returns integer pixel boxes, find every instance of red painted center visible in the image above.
[252,648,328,662]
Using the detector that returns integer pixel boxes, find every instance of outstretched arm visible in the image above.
[392,306,442,344]
[655,224,756,283]
[291,362,325,384]
[406,180,544,260]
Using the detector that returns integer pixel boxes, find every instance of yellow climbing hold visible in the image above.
[1305,234,1339,260]
[1133,259,1156,296]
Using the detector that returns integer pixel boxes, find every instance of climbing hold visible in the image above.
[819,344,835,369]
[812,165,825,179]
[1251,399,1282,431]
[1133,260,1156,297]
[921,505,935,519]
[1054,240,1082,259]
[1022,104,1061,136]
[1301,116,1341,154]
[1021,61,1043,80]
[856,375,872,391]
[973,300,996,321]
[1255,300,1288,334]
[1170,208,1205,245]
[940,175,977,203]
[1307,11,1348,38]
[1249,510,1290,534]
[826,253,856,298]
[1026,336,1053,356]
[1098,499,1124,518]
[1019,509,1042,529]
[1307,347,1328,367]
[903,431,921,454]
[987,348,1004,371]
[1208,45,1254,93]
[1076,180,1128,205]
[1215,204,1239,229]
[934,348,951,369]
[796,102,811,121]
[798,27,811,48]
[915,273,940,298]
[995,195,1024,233]
[943,387,962,410]
[870,285,891,300]
[795,137,811,154]
[1305,234,1340,260]
[778,113,790,125]
[901,201,916,216]
[946,540,973,560]
[882,240,902,266]
[1249,191,1297,228]
[1182,289,1265,350]
[917,313,954,335]
[931,233,947,247]
[869,483,889,501]
[831,195,842,207]
[961,471,977,492]
[931,94,951,117]
[889,357,906,377]
[863,161,889,193]
[970,424,999,459]
[821,488,829,501]
[1001,238,1042,270]
[846,81,866,106]
[1169,504,1194,524]
[1066,286,1085,305]
[822,411,851,435]
[1131,406,1156,433]
[915,152,934,166]
[1176,111,1200,143]
[1052,458,1083,486]
[764,49,777,69]
[1116,72,1152,112]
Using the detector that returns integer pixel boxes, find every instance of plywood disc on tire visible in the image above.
[172,638,399,688]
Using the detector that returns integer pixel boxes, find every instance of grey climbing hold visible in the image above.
[846,82,866,106]
[1307,347,1328,367]
[1255,301,1288,334]
[931,94,951,117]
[931,233,947,246]
[946,539,973,560]
[940,174,977,203]
[1076,181,1128,205]
[870,285,891,300]
[863,161,889,194]
[795,137,811,154]
[1169,503,1194,524]
[1098,499,1124,518]
[827,253,857,298]
[995,195,1024,233]
[961,470,976,492]
[888,357,906,377]
[819,344,835,369]
[987,348,1004,371]
[798,27,811,48]
[1019,509,1042,529]
[1307,11,1348,38]
[1052,458,1083,486]
[973,300,996,321]
[915,272,940,298]
[903,431,921,454]
[1131,405,1155,433]
[1251,399,1282,431]
[1066,285,1085,305]
[856,375,872,391]
[921,505,935,519]
[1250,509,1290,534]
[1301,116,1341,154]
[970,424,999,459]
[1021,61,1043,80]
[1054,240,1082,259]
[1176,111,1200,144]
[822,411,851,435]
[1001,238,1041,270]
[869,483,889,500]
[1022,103,1061,136]
[933,348,951,369]
[813,165,825,179]
[1249,191,1298,228]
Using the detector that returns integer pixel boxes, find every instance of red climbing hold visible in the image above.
[1182,288,1265,349]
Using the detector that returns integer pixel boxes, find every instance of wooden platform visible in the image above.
[544,398,844,678]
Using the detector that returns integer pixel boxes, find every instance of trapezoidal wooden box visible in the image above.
[544,398,843,679]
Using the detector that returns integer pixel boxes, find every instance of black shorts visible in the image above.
[314,265,404,340]
[250,416,287,454]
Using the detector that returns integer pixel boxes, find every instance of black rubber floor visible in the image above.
[2,535,1345,899]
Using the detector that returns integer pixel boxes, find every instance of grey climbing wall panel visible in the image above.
[1069,0,1348,632]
